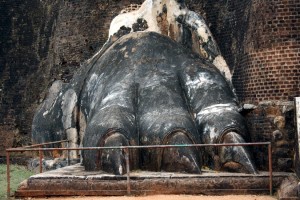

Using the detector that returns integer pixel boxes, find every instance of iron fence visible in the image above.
[6,141,272,197]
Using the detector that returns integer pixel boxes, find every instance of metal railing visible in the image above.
[6,141,272,197]
[6,140,70,198]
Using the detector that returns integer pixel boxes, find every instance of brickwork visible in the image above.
[244,102,295,171]
[234,41,300,102]
[195,0,299,172]
[233,0,300,103]
[190,0,300,103]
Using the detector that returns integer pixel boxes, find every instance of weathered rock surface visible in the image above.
[277,175,299,199]
[32,31,256,175]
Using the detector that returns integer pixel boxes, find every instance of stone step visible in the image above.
[15,164,292,197]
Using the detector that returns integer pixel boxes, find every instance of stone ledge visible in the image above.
[15,164,293,197]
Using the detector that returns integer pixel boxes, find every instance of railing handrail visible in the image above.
[21,140,70,148]
[6,141,272,197]
[6,142,271,152]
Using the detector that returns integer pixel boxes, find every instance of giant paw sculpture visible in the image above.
[32,0,257,175]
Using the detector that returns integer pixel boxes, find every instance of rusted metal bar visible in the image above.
[39,149,43,173]
[6,150,10,198]
[6,142,271,152]
[268,143,273,195]
[124,147,131,195]
[23,140,69,148]
[7,141,273,196]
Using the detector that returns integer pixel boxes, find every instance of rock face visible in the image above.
[0,0,61,152]
[0,0,144,155]
[32,0,257,175]
[32,31,256,175]
[1,0,298,176]
[277,175,300,199]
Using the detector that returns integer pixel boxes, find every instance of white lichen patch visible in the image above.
[213,55,232,81]
[197,103,238,116]
[66,128,79,159]
[86,73,105,111]
[61,89,78,129]
[78,109,86,148]
[106,0,232,81]
[42,80,63,117]
[185,73,216,90]
[109,0,160,36]
[119,165,123,175]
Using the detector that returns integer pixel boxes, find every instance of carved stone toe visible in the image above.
[161,131,201,174]
[219,132,258,174]
[100,132,129,175]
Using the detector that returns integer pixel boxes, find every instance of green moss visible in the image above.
[0,164,35,199]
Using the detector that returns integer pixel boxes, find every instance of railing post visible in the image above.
[268,142,273,195]
[124,147,131,195]
[4,142,273,196]
[39,149,43,173]
[6,151,10,198]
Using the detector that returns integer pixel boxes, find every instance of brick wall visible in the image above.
[226,0,299,172]
[195,0,299,172]
[232,0,300,103]
[244,102,295,171]
[190,0,300,103]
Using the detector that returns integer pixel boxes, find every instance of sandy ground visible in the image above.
[30,195,276,200]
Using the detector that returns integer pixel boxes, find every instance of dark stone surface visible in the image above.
[0,0,61,152]
[32,32,256,175]
[277,175,299,199]
[0,0,145,154]
[244,102,295,172]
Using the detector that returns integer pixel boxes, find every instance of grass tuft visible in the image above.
[0,164,35,199]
